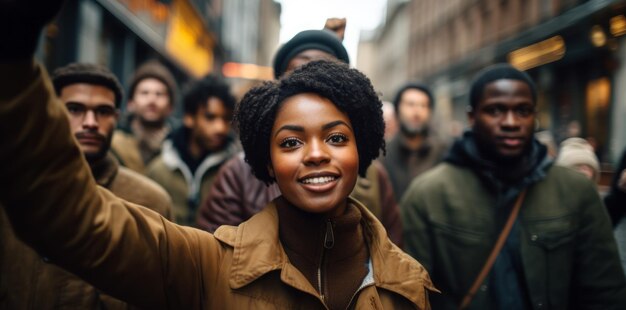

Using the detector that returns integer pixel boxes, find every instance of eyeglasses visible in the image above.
[65,102,117,120]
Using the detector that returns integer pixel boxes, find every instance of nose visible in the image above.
[82,110,98,130]
[501,111,520,131]
[303,139,330,166]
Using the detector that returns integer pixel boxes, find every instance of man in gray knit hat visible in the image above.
[111,60,179,173]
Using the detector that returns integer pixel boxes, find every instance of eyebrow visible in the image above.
[274,120,352,138]
[64,101,116,108]
[322,120,352,131]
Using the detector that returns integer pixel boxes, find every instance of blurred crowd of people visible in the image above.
[2,1,626,309]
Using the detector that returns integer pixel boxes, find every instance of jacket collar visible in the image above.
[88,153,119,188]
[161,137,239,178]
[213,197,436,307]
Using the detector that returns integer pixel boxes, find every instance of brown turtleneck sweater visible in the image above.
[276,197,369,310]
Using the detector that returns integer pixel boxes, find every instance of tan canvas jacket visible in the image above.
[0,147,173,309]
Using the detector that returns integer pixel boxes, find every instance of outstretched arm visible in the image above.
[0,2,220,308]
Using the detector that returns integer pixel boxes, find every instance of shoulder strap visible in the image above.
[459,189,528,310]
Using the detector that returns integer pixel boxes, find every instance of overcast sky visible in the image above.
[277,0,387,67]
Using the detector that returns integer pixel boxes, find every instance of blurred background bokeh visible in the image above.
[36,0,626,185]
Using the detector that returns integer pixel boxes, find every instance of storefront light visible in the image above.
[222,62,273,80]
[610,15,626,37]
[591,25,607,47]
[508,36,565,71]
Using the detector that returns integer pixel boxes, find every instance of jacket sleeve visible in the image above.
[374,161,403,247]
[604,148,626,226]
[0,62,222,309]
[196,155,248,232]
[399,177,434,273]
[572,179,626,308]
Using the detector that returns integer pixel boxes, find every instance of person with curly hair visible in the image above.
[0,3,436,305]
[145,75,240,226]
[196,29,403,247]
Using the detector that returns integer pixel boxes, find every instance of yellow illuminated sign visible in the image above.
[222,62,274,80]
[165,0,214,77]
[610,15,626,37]
[508,36,565,71]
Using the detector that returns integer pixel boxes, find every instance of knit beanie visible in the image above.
[469,63,537,110]
[273,29,349,79]
[556,137,600,181]
[52,63,124,108]
[128,60,177,104]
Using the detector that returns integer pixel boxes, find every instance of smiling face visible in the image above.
[269,93,359,217]
[469,79,536,160]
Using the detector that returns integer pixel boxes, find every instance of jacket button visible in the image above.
[531,234,538,241]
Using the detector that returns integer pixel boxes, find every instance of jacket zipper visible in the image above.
[318,219,335,304]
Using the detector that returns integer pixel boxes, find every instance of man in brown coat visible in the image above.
[0,62,172,309]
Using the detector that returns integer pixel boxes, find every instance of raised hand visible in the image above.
[0,0,66,61]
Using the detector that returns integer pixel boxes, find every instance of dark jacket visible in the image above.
[605,147,626,225]
[0,153,172,309]
[0,62,435,309]
[401,132,626,309]
[196,152,404,246]
[382,131,448,201]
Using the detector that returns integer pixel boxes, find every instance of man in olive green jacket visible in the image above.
[401,64,626,309]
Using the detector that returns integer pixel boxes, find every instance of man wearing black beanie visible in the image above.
[196,28,404,247]
[401,63,626,309]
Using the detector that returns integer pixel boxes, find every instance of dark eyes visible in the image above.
[279,137,302,148]
[327,133,348,144]
[204,113,233,122]
[278,133,349,149]
[65,104,116,118]
[483,105,534,117]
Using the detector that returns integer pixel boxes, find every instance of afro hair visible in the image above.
[182,74,235,116]
[235,60,385,184]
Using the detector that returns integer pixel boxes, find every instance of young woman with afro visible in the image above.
[2,56,436,308]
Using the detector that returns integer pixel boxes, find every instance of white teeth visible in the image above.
[301,176,336,184]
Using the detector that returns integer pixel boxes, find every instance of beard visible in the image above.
[399,120,428,137]
[78,130,114,163]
